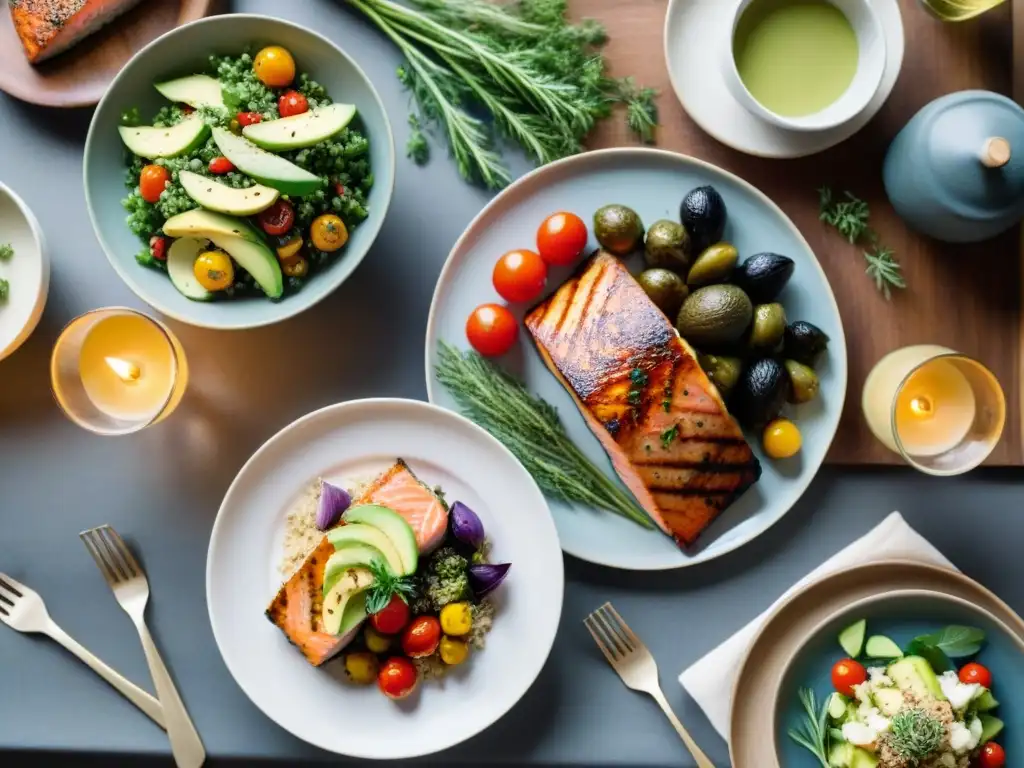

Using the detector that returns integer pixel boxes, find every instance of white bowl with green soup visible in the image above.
[724,0,887,132]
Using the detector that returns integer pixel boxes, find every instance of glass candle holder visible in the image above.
[51,307,188,435]
[862,345,1005,475]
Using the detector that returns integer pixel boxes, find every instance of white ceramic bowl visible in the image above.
[0,182,49,362]
[723,0,887,132]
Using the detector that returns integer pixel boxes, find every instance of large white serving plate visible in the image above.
[206,399,563,759]
[425,149,847,570]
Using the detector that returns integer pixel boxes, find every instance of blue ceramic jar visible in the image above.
[883,90,1024,243]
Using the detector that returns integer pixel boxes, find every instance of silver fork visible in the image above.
[81,525,205,768]
[585,602,715,768]
[0,572,165,728]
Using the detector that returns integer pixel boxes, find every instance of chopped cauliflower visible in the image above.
[842,721,879,748]
[939,671,980,712]
[868,667,893,687]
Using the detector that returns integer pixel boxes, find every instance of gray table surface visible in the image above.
[2,1,1023,766]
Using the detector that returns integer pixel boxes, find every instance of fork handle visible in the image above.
[44,621,166,730]
[649,687,717,768]
[133,620,205,768]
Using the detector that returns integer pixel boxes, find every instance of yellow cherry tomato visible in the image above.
[343,651,379,685]
[439,636,470,666]
[439,601,473,637]
[310,214,348,252]
[763,418,802,459]
[193,250,234,292]
[283,256,308,278]
[276,234,303,263]
[253,46,295,88]
[363,626,392,654]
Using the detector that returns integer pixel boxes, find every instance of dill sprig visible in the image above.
[865,245,906,300]
[787,688,831,768]
[435,342,654,529]
[618,77,658,144]
[365,559,418,615]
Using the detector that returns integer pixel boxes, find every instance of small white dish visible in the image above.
[664,0,904,158]
[0,182,49,363]
[723,0,886,132]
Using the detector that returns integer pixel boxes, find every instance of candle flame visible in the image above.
[909,396,933,417]
[105,356,141,383]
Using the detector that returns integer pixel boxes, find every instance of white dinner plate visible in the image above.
[663,0,904,158]
[206,398,564,759]
[0,182,48,363]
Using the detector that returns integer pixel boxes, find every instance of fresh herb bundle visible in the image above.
[365,558,418,614]
[347,0,658,188]
[889,708,944,759]
[788,687,832,768]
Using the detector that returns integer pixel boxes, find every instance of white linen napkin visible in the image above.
[678,511,956,739]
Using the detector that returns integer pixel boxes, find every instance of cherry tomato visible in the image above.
[208,156,235,175]
[536,211,588,266]
[253,46,296,88]
[831,658,868,697]
[278,90,309,118]
[334,182,346,197]
[957,662,992,688]
[466,304,518,357]
[139,164,170,204]
[193,250,234,292]
[979,742,1006,768]
[377,657,418,701]
[370,595,410,635]
[401,616,441,658]
[310,214,348,252]
[149,236,168,262]
[236,111,263,127]
[258,199,295,236]
[493,249,547,303]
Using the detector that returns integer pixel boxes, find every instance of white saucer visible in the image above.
[663,0,904,158]
[0,182,49,363]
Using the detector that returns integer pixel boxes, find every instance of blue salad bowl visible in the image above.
[84,14,395,330]
[776,590,1024,767]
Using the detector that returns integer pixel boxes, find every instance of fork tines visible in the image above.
[80,526,142,585]
[0,576,20,616]
[584,601,639,663]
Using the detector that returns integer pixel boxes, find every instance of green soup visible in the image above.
[733,0,859,117]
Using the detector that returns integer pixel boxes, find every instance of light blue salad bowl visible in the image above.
[84,14,395,330]
[776,590,1024,767]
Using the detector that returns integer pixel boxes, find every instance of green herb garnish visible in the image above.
[0,244,13,262]
[365,558,417,615]
[659,425,679,449]
[618,77,658,144]
[912,625,986,658]
[0,278,8,302]
[435,341,654,529]
[788,687,831,768]
[406,114,430,165]
[627,367,648,407]
[889,708,944,760]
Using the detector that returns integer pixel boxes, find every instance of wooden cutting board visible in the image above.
[578,0,1023,465]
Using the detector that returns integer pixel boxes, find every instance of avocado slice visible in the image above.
[154,74,226,112]
[343,504,418,576]
[888,656,946,701]
[322,542,390,596]
[178,170,279,216]
[865,635,903,659]
[211,127,322,196]
[321,567,374,636]
[166,237,213,302]
[326,524,405,582]
[838,619,866,658]
[162,209,283,299]
[118,115,209,159]
[242,103,356,151]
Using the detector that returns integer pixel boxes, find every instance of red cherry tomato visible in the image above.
[466,304,518,357]
[236,111,263,127]
[139,164,170,204]
[149,236,169,262]
[208,156,235,175]
[278,90,309,118]
[979,742,1006,768]
[536,211,588,266]
[370,595,410,636]
[334,182,346,197]
[493,249,547,303]
[377,657,418,700]
[957,662,992,689]
[401,616,441,658]
[831,658,868,697]
[257,199,296,236]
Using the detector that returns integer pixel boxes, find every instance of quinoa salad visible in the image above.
[118,45,373,302]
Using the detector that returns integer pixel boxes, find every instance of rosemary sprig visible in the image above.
[787,687,831,768]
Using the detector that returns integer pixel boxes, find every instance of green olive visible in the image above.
[698,353,743,399]
[687,242,739,286]
[784,359,820,404]
[747,303,787,353]
[644,219,691,272]
[637,269,689,317]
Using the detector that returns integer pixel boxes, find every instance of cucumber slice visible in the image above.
[973,689,999,712]
[979,713,1004,744]
[166,237,213,301]
[865,635,903,659]
[828,741,853,768]
[839,619,867,658]
[872,687,904,717]
[828,692,849,720]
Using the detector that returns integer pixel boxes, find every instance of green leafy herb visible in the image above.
[347,0,659,188]
[787,687,831,768]
[660,424,679,449]
[0,243,13,262]
[628,367,648,407]
[912,625,986,659]
[0,278,8,302]
[406,114,430,165]
[365,558,417,615]
[864,245,906,300]
[889,708,944,759]
[904,639,954,673]
[435,341,654,529]
[662,398,672,412]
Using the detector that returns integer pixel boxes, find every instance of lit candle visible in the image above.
[893,359,976,457]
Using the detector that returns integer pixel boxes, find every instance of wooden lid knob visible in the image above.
[981,137,1011,168]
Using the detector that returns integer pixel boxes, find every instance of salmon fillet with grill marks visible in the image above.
[525,251,761,547]
[10,0,144,64]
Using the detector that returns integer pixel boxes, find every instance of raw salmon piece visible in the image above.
[10,0,144,64]
[525,251,761,548]
[266,460,449,666]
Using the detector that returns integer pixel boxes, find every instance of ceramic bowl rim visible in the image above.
[82,13,396,331]
[770,586,1024,760]
[0,180,50,362]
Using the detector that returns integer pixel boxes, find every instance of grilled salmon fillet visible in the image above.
[266,460,448,666]
[525,251,761,547]
[10,0,144,63]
